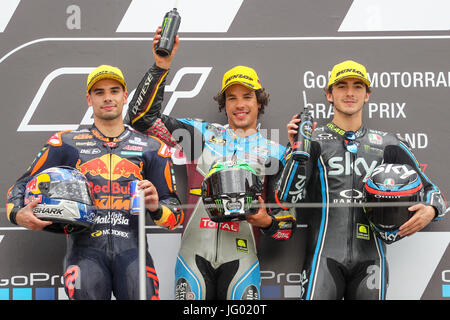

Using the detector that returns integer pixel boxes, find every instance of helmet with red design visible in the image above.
[363,163,423,244]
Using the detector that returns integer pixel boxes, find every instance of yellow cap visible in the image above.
[86,65,127,93]
[220,66,262,94]
[327,60,371,88]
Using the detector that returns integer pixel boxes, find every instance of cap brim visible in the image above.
[87,74,127,93]
[220,80,261,94]
[329,75,371,88]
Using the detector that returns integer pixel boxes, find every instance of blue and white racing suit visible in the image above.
[127,64,296,300]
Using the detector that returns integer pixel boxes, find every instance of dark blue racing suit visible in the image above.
[277,122,447,300]
[6,125,184,299]
[127,64,296,300]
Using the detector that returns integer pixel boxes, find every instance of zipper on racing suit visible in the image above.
[105,142,115,254]
[348,151,357,264]
[214,138,237,263]
[215,223,221,263]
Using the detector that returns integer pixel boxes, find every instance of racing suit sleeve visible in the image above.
[143,140,184,230]
[5,131,79,225]
[126,63,204,162]
[261,156,297,240]
[276,142,319,206]
[383,138,447,220]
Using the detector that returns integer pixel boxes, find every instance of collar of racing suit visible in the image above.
[224,124,262,142]
[89,124,132,143]
[326,122,367,139]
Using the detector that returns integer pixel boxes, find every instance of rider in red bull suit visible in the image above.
[6,65,184,300]
[126,29,296,300]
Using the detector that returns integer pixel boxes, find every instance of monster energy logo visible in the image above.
[245,196,253,210]
[304,139,311,152]
[214,199,223,212]
[162,17,172,33]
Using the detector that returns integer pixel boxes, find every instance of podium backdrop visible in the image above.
[0,0,449,300]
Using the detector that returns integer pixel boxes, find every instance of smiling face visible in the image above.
[86,78,128,123]
[224,84,260,134]
[326,77,370,118]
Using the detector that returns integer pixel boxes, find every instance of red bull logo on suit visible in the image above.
[76,154,143,181]
[76,155,144,210]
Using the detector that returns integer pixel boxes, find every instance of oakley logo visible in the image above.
[339,189,363,200]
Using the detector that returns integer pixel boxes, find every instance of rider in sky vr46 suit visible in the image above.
[277,60,447,300]
[126,29,296,300]
[6,65,184,300]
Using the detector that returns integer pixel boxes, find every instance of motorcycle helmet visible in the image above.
[201,160,263,222]
[363,163,423,244]
[24,166,96,234]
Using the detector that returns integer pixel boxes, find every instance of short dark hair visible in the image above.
[213,88,270,118]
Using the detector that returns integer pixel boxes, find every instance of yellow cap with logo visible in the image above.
[220,65,262,94]
[327,60,371,88]
[86,65,127,93]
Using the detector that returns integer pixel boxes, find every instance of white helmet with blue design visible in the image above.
[24,166,96,234]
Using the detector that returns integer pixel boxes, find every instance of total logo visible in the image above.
[199,218,239,233]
